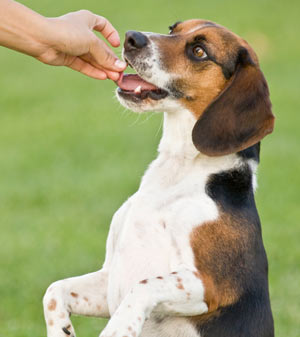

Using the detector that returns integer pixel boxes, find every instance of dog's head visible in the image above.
[116,19,275,156]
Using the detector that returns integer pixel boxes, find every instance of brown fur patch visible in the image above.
[70,292,78,298]
[171,20,213,34]
[156,276,163,279]
[190,213,255,313]
[189,310,222,325]
[176,283,184,290]
[191,59,274,156]
[155,20,274,155]
[49,319,54,326]
[140,279,148,284]
[48,299,57,311]
[176,277,184,290]
[83,296,89,302]
[154,25,236,119]
[179,65,227,119]
[154,21,269,131]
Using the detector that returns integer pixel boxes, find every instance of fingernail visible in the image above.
[114,59,127,69]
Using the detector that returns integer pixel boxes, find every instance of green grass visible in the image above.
[0,0,299,336]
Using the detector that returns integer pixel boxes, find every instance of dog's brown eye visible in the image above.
[193,46,206,59]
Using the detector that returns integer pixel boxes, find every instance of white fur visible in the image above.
[43,271,109,337]
[144,38,177,90]
[43,105,244,337]
[248,159,259,191]
[43,32,255,337]
[102,270,208,337]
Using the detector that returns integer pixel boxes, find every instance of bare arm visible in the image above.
[0,0,127,80]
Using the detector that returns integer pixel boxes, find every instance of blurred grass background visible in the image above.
[0,0,299,336]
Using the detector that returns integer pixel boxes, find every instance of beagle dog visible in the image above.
[43,20,275,337]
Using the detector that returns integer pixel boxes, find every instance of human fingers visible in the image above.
[80,53,122,81]
[67,56,108,80]
[92,15,120,47]
[89,38,126,72]
[104,69,121,81]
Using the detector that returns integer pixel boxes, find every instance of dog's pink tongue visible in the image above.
[116,73,158,91]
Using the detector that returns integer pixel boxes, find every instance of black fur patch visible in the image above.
[206,164,255,213]
[167,83,185,99]
[237,142,261,162]
[203,164,274,337]
[198,288,274,337]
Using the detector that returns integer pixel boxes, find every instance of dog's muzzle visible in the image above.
[115,31,169,102]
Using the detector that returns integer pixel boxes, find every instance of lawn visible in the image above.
[0,0,299,336]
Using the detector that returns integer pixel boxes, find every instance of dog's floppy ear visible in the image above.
[192,48,275,156]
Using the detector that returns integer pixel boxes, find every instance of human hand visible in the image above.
[37,10,127,80]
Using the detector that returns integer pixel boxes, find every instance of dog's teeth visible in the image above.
[134,85,142,94]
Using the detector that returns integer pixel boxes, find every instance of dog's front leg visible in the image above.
[99,269,208,337]
[43,270,109,337]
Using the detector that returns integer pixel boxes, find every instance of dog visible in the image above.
[43,19,275,337]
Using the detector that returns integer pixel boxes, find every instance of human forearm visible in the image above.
[0,0,51,57]
[0,0,127,80]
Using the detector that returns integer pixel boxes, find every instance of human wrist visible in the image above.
[26,15,56,58]
[38,17,66,53]
[27,15,74,64]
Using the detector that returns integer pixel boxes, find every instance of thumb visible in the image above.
[90,38,127,72]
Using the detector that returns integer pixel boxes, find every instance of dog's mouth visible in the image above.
[116,72,169,101]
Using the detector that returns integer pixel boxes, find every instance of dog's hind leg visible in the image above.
[43,270,109,337]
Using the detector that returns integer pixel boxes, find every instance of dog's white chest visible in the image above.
[106,156,219,314]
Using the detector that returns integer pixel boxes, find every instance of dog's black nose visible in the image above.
[124,31,148,51]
